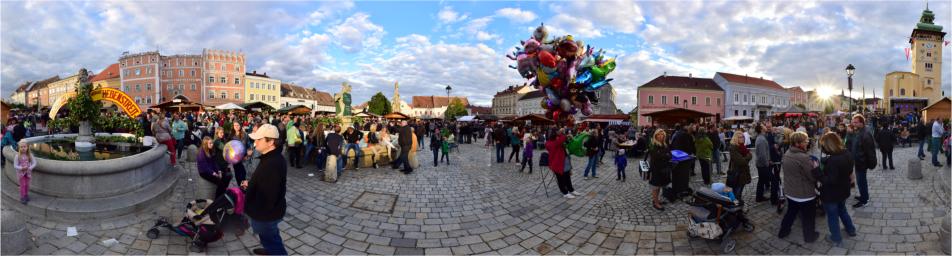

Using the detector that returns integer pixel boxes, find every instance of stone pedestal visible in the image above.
[186,145,198,162]
[340,116,353,130]
[1,209,31,255]
[324,155,338,182]
[942,215,951,254]
[908,159,923,180]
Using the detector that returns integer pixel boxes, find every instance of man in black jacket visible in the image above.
[876,124,897,170]
[493,124,508,163]
[325,125,344,178]
[395,120,414,173]
[670,124,696,174]
[847,114,876,208]
[242,124,288,255]
[917,120,929,160]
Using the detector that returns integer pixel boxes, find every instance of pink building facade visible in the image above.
[637,75,725,127]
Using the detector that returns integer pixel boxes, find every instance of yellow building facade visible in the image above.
[883,7,946,114]
[46,73,81,106]
[244,71,281,109]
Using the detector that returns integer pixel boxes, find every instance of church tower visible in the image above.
[392,81,402,113]
[910,5,946,104]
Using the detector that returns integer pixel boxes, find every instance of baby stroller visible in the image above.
[146,187,248,252]
[686,187,755,253]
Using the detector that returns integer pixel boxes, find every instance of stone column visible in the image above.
[1,209,32,254]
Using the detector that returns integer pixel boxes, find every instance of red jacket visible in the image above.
[545,135,568,175]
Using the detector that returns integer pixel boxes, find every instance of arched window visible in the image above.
[900,88,906,96]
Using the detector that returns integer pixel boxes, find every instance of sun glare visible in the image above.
[817,86,835,100]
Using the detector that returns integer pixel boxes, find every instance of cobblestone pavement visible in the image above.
[12,141,951,255]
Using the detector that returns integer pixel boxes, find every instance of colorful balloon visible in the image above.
[223,140,245,164]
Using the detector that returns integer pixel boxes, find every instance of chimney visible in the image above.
[263,72,267,76]
[689,73,692,78]
[252,70,257,75]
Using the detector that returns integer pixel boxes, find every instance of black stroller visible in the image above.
[146,188,248,252]
[686,187,755,253]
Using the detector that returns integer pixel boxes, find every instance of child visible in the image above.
[15,141,36,204]
[711,182,738,204]
[615,148,627,181]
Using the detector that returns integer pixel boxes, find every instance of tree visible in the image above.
[444,98,468,120]
[367,92,391,115]
[628,108,638,125]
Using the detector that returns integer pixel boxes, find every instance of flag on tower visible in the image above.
[905,48,911,60]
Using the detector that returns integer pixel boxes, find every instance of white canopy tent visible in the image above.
[215,103,246,111]
[457,115,476,122]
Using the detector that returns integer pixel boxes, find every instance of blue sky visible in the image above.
[2,1,950,111]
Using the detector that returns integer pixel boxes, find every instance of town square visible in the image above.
[0,1,950,255]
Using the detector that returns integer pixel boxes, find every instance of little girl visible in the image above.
[15,141,36,204]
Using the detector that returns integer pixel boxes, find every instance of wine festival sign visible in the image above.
[49,88,142,119]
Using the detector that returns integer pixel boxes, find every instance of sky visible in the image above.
[2,0,950,112]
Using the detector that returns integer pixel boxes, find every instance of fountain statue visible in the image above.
[335,82,353,127]
[69,68,101,152]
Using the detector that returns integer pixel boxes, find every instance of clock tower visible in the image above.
[910,5,946,104]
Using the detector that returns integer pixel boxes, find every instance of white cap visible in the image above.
[249,124,280,140]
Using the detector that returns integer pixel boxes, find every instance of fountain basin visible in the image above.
[2,133,178,222]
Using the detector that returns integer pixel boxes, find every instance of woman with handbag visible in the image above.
[647,129,671,211]
[727,132,753,206]
[152,111,176,165]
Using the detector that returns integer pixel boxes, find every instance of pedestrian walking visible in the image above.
[847,114,876,208]
[876,123,896,170]
[648,129,671,211]
[520,130,537,173]
[754,125,777,204]
[727,132,752,206]
[817,132,857,247]
[546,128,581,199]
[615,148,627,181]
[15,141,36,204]
[583,128,600,179]
[931,118,945,167]
[778,131,819,243]
[694,126,713,184]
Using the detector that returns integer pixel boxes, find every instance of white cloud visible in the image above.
[327,12,386,53]
[549,0,644,34]
[546,14,603,38]
[495,8,537,23]
[437,6,467,24]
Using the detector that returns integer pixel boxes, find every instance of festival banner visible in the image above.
[49,88,142,119]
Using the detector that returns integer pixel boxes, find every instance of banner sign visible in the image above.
[49,88,142,119]
[92,88,142,118]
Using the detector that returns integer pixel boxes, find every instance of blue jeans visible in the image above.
[823,201,856,242]
[495,144,505,163]
[855,165,869,203]
[712,148,722,173]
[584,156,597,177]
[918,139,927,158]
[432,148,439,166]
[336,153,344,176]
[932,137,942,165]
[250,218,287,255]
[315,149,327,170]
[344,143,362,168]
[730,184,745,205]
[175,138,185,159]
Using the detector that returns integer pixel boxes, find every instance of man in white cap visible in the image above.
[241,123,288,255]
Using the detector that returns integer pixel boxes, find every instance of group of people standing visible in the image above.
[641,113,939,247]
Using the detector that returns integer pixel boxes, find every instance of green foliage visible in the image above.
[628,108,638,125]
[367,92,391,116]
[316,116,341,126]
[66,75,103,126]
[444,98,468,120]
[353,116,365,126]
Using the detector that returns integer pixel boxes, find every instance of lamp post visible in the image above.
[846,64,855,113]
[445,84,452,119]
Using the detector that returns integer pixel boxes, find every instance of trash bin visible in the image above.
[669,150,695,200]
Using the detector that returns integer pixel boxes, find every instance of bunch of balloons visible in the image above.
[508,23,617,126]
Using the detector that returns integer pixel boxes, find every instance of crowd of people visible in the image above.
[3,105,950,251]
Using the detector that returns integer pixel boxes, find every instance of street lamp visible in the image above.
[846,64,855,113]
[445,84,452,119]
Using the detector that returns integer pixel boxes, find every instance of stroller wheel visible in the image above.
[721,238,736,253]
[743,222,755,232]
[189,241,205,253]
[686,230,698,238]
[146,228,160,239]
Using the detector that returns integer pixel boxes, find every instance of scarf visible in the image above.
[737,144,750,156]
